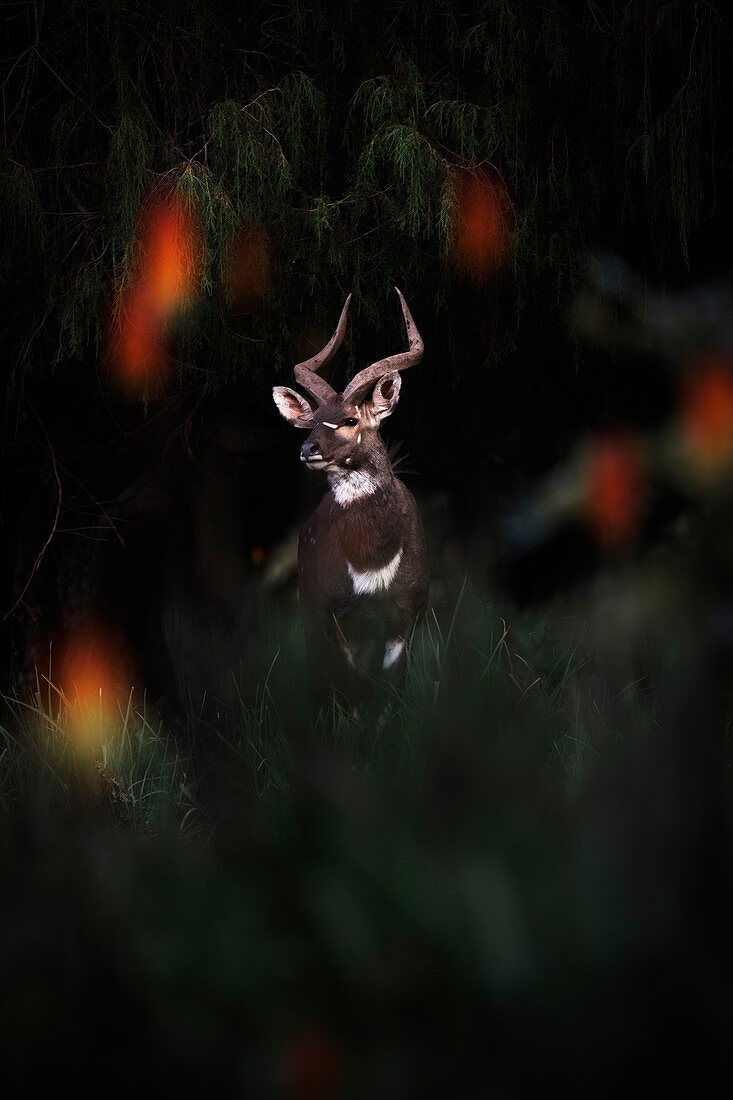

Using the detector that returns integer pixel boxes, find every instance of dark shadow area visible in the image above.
[3,3,733,1096]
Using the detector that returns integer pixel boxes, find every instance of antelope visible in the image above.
[273,288,429,706]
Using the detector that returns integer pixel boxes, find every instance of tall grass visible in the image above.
[0,670,200,841]
[1,576,731,1096]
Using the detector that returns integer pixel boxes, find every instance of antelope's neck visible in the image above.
[327,442,394,507]
[329,453,402,574]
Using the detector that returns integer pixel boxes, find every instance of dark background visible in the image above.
[2,5,733,1095]
[3,0,732,696]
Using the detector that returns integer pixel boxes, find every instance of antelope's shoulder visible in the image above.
[392,476,420,510]
[299,496,343,558]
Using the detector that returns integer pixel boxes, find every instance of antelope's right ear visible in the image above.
[272,386,315,428]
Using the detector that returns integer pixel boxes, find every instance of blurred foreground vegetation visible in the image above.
[2,571,731,1098]
[3,5,733,1093]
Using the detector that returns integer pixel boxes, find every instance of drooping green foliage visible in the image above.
[0,157,47,253]
[0,0,728,386]
[105,113,150,260]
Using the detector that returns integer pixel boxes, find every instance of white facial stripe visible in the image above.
[382,638,405,670]
[329,469,379,504]
[347,549,403,596]
[322,422,338,429]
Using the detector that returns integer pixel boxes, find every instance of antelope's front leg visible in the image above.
[324,612,366,705]
[381,636,407,688]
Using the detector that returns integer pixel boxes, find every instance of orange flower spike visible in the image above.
[278,1024,346,1100]
[449,166,513,281]
[679,357,733,474]
[142,194,202,317]
[56,621,134,753]
[104,191,202,395]
[585,432,646,551]
[109,281,167,391]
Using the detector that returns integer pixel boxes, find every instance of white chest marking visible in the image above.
[347,548,403,596]
[382,638,405,669]
[329,469,379,504]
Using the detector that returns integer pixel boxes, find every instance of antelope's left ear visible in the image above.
[272,386,315,428]
[364,371,402,425]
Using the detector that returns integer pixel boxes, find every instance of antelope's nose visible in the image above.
[300,440,323,461]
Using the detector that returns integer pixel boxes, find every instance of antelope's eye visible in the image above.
[343,417,358,427]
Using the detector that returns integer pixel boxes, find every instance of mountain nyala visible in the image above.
[273,288,429,706]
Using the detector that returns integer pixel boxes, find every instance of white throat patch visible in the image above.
[347,548,403,596]
[329,468,379,505]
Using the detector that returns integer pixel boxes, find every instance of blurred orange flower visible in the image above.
[278,1023,346,1100]
[56,619,134,753]
[106,191,202,395]
[448,165,513,281]
[585,432,646,551]
[679,356,733,475]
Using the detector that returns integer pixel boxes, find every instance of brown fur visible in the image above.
[272,290,429,705]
